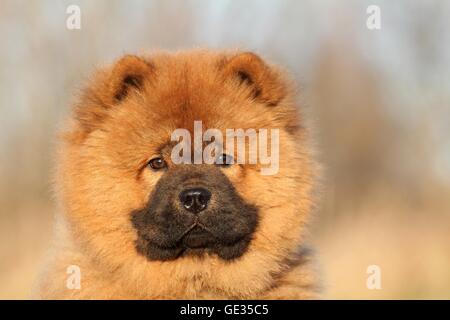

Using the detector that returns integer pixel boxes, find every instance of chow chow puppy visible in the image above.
[36,49,319,299]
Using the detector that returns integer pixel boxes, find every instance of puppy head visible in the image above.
[58,50,314,296]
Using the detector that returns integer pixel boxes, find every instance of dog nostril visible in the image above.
[183,196,195,210]
[179,188,211,213]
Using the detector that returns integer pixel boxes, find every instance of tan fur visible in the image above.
[35,49,319,299]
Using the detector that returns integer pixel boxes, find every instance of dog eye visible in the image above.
[148,157,167,170]
[216,154,234,166]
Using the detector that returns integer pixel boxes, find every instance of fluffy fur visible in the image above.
[35,49,319,299]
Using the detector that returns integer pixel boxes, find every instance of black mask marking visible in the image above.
[131,165,258,261]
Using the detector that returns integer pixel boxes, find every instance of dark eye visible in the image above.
[216,154,234,166]
[148,157,167,170]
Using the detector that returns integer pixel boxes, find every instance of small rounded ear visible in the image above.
[108,55,153,103]
[70,55,153,141]
[221,52,287,106]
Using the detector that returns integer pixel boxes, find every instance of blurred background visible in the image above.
[0,0,449,299]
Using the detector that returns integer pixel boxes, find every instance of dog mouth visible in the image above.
[136,221,254,261]
[180,224,216,249]
[174,221,251,255]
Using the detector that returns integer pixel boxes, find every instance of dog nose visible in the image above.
[179,188,211,213]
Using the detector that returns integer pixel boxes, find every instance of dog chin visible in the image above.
[136,226,253,261]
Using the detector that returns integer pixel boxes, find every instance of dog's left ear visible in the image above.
[221,52,287,106]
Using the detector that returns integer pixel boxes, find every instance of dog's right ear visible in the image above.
[71,55,153,138]
[107,55,154,104]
